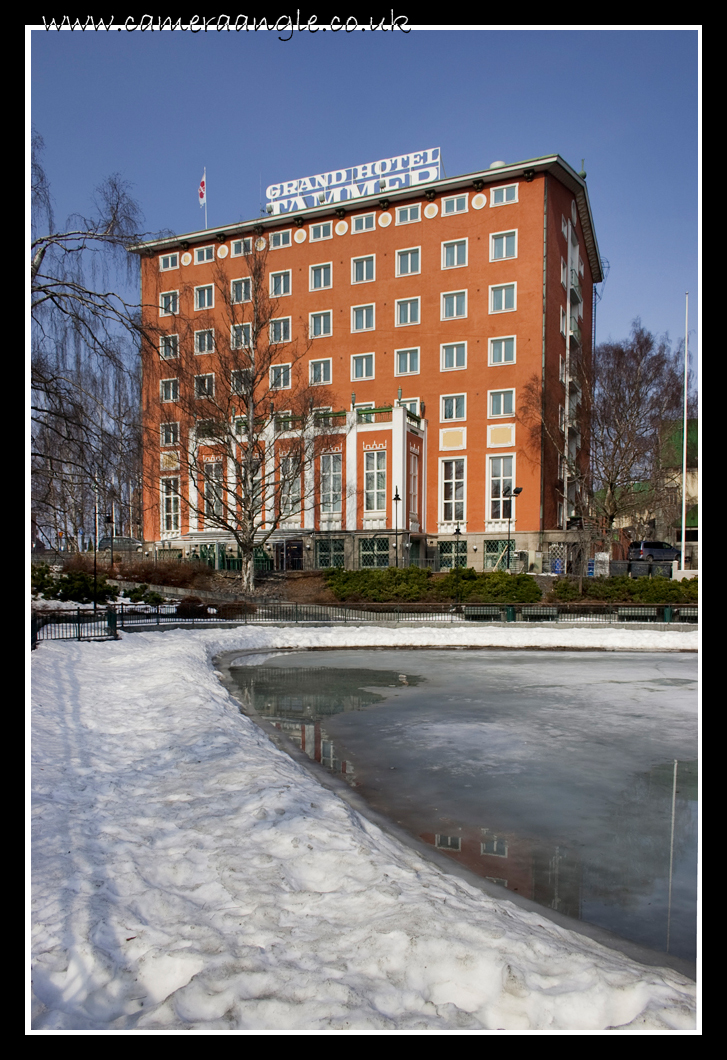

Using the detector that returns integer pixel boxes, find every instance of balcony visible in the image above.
[357,406,393,424]
[569,269,582,304]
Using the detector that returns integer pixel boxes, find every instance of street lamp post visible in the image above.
[393,488,401,567]
[506,487,522,571]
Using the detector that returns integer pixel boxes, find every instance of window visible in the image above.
[310,263,332,290]
[443,194,467,215]
[159,334,179,360]
[442,291,467,319]
[559,356,566,384]
[160,291,178,316]
[231,323,251,349]
[491,184,518,206]
[231,237,252,256]
[280,456,301,517]
[270,270,291,297]
[270,318,291,344]
[561,257,568,287]
[395,347,419,375]
[161,477,180,532]
[559,405,566,431]
[489,456,514,519]
[442,394,465,421]
[397,247,420,276]
[442,240,467,269]
[441,342,466,371]
[352,305,375,332]
[360,537,389,568]
[310,221,332,241]
[399,398,420,416]
[195,285,214,310]
[352,354,374,380]
[396,204,420,224]
[489,336,516,365]
[396,298,420,326]
[160,422,179,446]
[320,453,342,513]
[491,230,517,260]
[160,378,179,402]
[352,256,375,283]
[310,311,332,338]
[203,462,224,520]
[352,212,375,233]
[490,284,516,313]
[364,450,386,511]
[489,389,515,417]
[310,359,332,385]
[194,329,214,354]
[435,834,461,851]
[269,229,291,249]
[442,459,465,522]
[481,837,508,857]
[195,374,214,398]
[409,452,419,515]
[231,278,250,303]
[231,368,252,394]
[160,253,178,271]
[560,307,567,335]
[270,364,291,390]
[316,537,344,568]
[195,245,215,264]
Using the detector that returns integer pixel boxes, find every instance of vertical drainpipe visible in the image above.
[564,219,572,541]
[539,175,548,541]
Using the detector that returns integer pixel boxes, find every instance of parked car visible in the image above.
[97,537,143,553]
[627,540,681,562]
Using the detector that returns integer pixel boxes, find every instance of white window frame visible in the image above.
[194,329,215,355]
[488,335,516,366]
[488,388,515,418]
[160,253,178,272]
[352,212,375,233]
[161,476,180,532]
[231,322,251,349]
[231,277,251,304]
[310,221,333,242]
[398,397,420,417]
[351,353,374,381]
[269,270,291,298]
[561,257,568,288]
[269,229,292,250]
[159,290,178,316]
[488,454,515,521]
[270,364,291,390]
[160,421,179,447]
[351,255,375,284]
[310,358,332,386]
[441,342,467,371]
[442,193,468,216]
[396,246,421,277]
[441,239,468,270]
[231,237,252,257]
[194,285,214,311]
[310,262,333,291]
[160,378,179,402]
[364,450,386,512]
[194,245,215,265]
[441,393,466,422]
[490,184,518,207]
[309,311,332,339]
[441,290,467,320]
[409,451,419,515]
[320,452,343,514]
[394,347,420,376]
[231,368,252,395]
[269,317,291,344]
[396,204,420,225]
[440,457,466,524]
[396,297,421,327]
[489,283,516,314]
[490,229,518,262]
[560,306,567,335]
[194,373,215,399]
[159,334,179,361]
[351,304,375,333]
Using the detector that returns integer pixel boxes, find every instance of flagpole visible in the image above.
[680,292,688,571]
[205,168,208,230]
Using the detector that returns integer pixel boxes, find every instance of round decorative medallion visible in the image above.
[424,202,438,219]
[180,252,192,266]
[472,193,487,210]
[216,244,228,258]
[294,228,307,243]
[335,220,348,236]
[255,237,266,250]
[378,212,392,227]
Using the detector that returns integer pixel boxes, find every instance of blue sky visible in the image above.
[30,25,699,357]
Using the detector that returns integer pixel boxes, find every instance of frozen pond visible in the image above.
[228,649,698,963]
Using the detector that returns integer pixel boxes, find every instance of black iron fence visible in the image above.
[31,600,698,645]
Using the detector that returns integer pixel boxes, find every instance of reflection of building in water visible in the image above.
[231,665,419,719]
[272,718,354,780]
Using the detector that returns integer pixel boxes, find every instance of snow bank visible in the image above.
[30,626,697,1030]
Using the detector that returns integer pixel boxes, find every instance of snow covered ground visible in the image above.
[30,624,699,1031]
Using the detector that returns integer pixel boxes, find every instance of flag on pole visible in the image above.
[198,169,206,208]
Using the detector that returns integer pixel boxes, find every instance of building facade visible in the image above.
[133,154,602,571]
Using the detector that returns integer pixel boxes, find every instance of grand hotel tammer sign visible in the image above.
[265,147,442,214]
